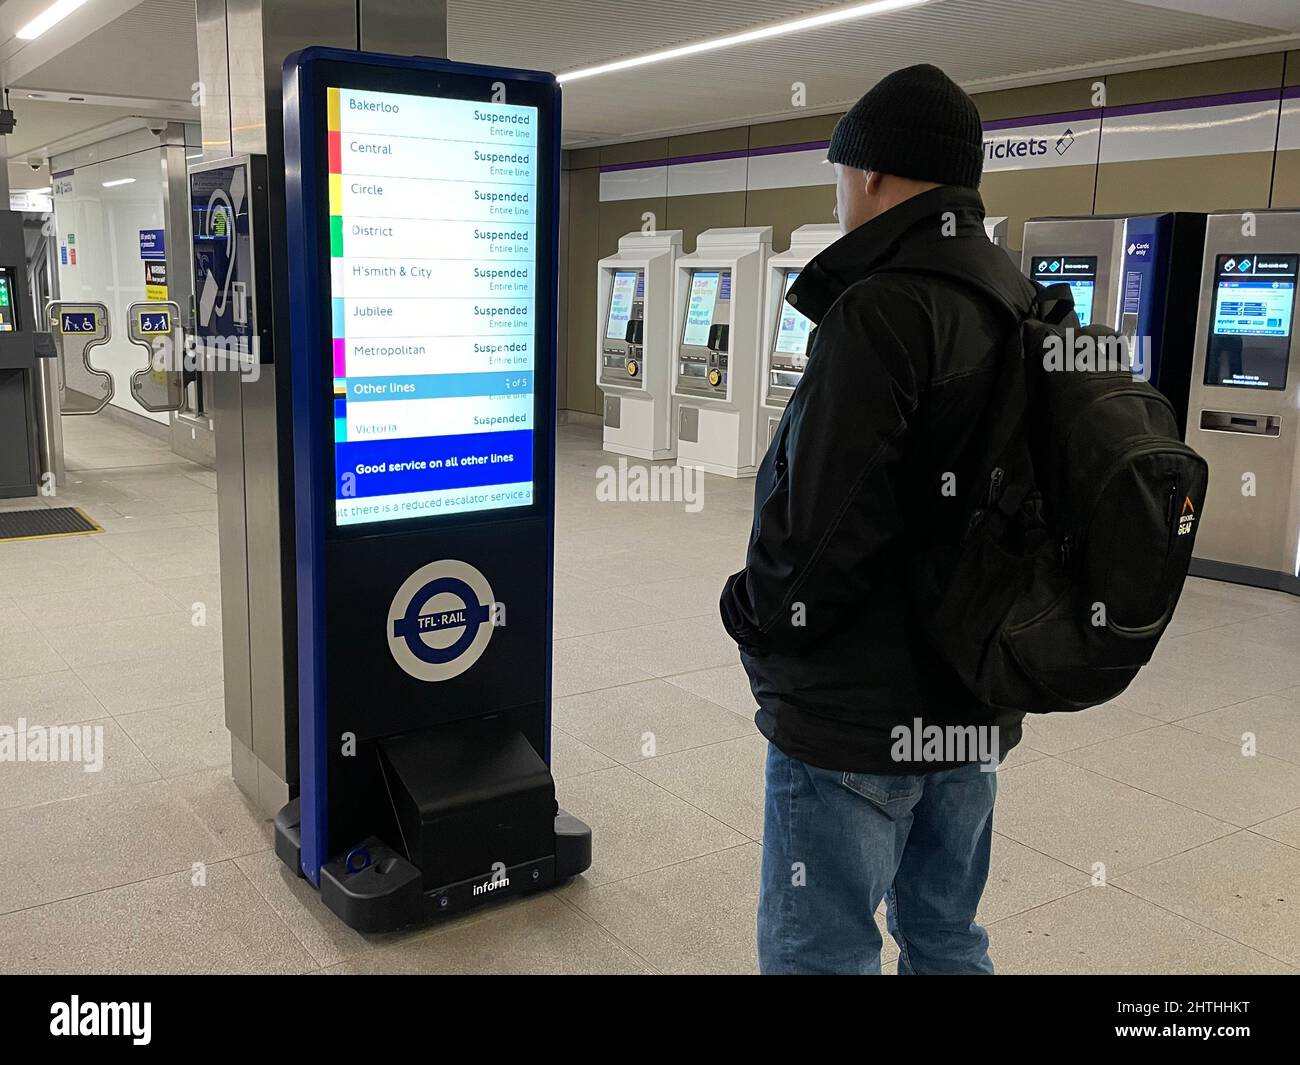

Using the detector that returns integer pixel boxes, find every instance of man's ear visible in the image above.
[864,170,884,195]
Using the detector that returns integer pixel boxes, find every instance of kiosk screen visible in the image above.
[605,270,637,341]
[1204,254,1296,391]
[1030,254,1097,327]
[0,270,15,331]
[328,85,539,526]
[682,270,721,348]
[773,270,813,355]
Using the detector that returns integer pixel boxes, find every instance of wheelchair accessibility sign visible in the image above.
[387,560,498,682]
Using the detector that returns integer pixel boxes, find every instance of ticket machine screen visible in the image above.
[682,270,721,347]
[605,270,638,341]
[0,270,15,332]
[1204,254,1297,390]
[1031,255,1096,327]
[327,85,539,526]
[773,271,813,356]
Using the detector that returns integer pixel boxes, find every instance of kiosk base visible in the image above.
[274,722,592,933]
[1190,557,1300,597]
[600,440,675,461]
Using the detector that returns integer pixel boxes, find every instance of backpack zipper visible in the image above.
[987,466,1005,506]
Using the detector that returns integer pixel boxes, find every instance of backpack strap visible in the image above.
[877,264,1053,529]
[977,280,1081,507]
[1031,280,1078,327]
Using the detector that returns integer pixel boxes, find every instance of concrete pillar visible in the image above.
[193,0,448,814]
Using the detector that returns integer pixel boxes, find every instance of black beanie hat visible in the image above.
[828,64,983,188]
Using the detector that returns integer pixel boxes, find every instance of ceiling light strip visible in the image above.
[557,0,930,83]
[16,0,91,41]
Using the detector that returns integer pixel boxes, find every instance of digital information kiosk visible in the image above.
[279,48,591,932]
[758,223,839,447]
[595,229,682,458]
[1022,213,1207,432]
[671,226,772,477]
[1186,210,1300,596]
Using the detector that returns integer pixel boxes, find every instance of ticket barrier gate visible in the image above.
[37,301,186,489]
[126,300,187,413]
[47,301,112,416]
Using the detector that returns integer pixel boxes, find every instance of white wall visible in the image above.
[51,132,169,424]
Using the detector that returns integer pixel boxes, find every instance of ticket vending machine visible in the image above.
[672,226,772,477]
[985,215,1019,266]
[1186,210,1300,596]
[279,48,591,932]
[758,223,840,448]
[595,229,682,458]
[1022,213,1207,432]
[0,212,57,498]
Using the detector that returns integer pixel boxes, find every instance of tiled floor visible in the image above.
[1,413,1299,973]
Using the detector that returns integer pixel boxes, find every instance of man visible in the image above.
[719,64,1038,975]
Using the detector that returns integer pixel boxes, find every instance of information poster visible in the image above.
[144,262,168,302]
[328,86,539,526]
[191,161,256,353]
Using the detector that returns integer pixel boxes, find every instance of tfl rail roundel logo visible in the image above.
[387,560,496,682]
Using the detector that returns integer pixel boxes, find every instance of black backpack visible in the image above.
[909,280,1210,714]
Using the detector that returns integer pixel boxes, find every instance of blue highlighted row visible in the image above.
[335,429,532,500]
[346,371,533,402]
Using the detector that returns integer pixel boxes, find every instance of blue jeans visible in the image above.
[758,743,997,974]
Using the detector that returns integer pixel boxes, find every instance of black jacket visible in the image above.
[720,185,1038,773]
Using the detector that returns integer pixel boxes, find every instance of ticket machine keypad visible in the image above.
[706,323,729,390]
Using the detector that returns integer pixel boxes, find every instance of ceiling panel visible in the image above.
[13,0,198,99]
[7,0,1300,152]
[451,0,1297,141]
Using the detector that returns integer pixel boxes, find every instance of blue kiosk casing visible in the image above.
[1116,212,1207,435]
[276,47,590,932]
